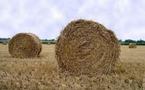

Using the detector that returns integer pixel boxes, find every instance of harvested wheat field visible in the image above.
[0,44,145,90]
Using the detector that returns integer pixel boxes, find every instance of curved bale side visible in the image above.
[56,19,120,75]
[129,43,137,48]
[8,33,42,58]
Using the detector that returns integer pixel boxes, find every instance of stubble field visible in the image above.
[0,44,145,90]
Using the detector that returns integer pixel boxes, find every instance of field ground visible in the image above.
[120,46,145,63]
[0,44,145,90]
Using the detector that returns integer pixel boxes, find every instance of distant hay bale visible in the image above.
[129,43,137,48]
[2,41,7,45]
[56,19,120,75]
[8,33,42,58]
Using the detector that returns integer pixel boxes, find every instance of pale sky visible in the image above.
[0,0,145,40]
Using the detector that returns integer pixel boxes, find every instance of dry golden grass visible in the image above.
[0,44,145,90]
[120,46,145,63]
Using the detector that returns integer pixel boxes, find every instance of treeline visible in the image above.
[41,39,56,44]
[119,39,145,45]
[0,38,10,44]
[0,38,56,44]
[0,38,145,45]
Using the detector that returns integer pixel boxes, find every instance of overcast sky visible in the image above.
[0,0,145,40]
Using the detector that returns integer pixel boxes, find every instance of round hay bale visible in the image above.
[56,19,120,75]
[129,43,137,48]
[9,33,42,58]
[2,41,7,45]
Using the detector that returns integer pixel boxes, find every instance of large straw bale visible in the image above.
[56,19,120,75]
